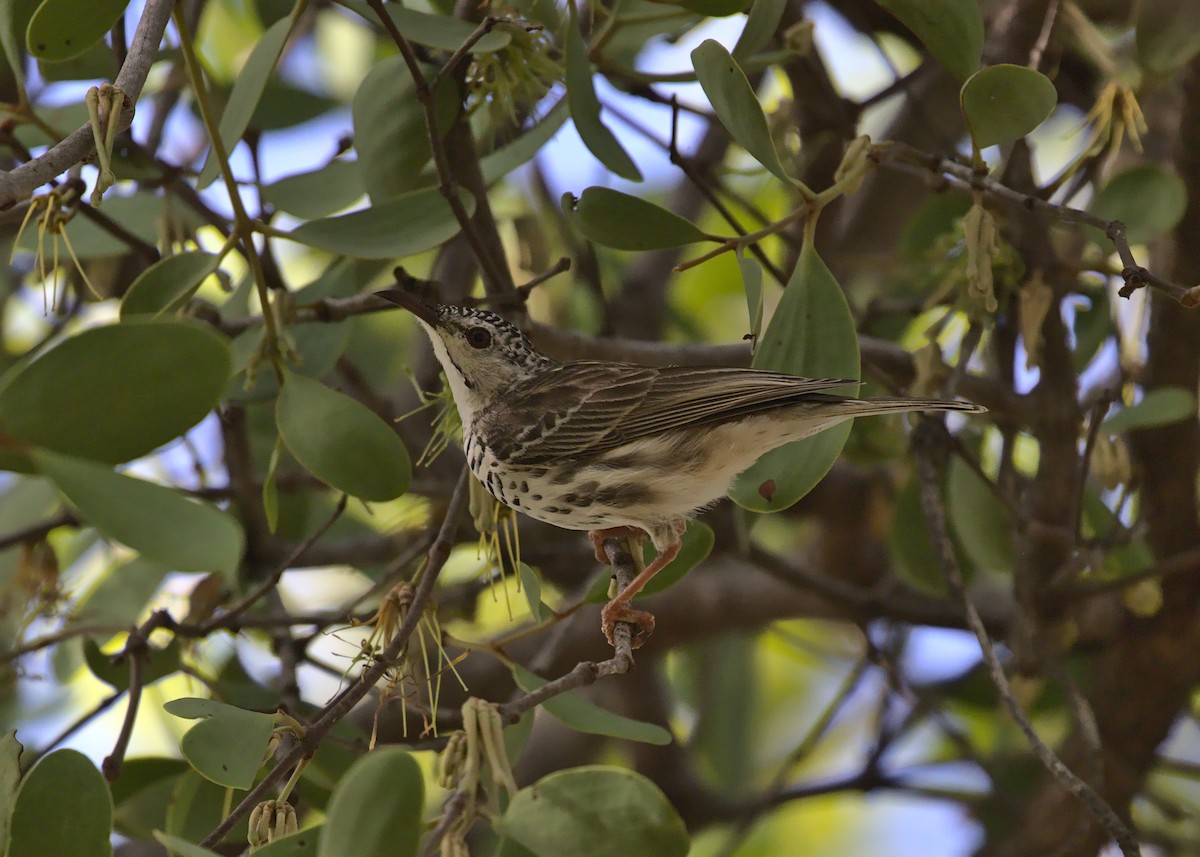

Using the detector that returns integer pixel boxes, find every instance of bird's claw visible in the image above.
[601,603,655,649]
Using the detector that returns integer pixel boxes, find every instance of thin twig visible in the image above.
[101,643,144,781]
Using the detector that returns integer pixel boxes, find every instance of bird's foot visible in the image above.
[588,526,644,565]
[600,602,655,649]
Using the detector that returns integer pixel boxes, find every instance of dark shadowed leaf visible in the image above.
[164,698,276,790]
[198,16,294,188]
[729,243,860,512]
[0,731,21,849]
[153,832,222,857]
[120,252,221,319]
[519,562,553,621]
[512,664,673,745]
[34,451,244,575]
[0,0,38,95]
[692,39,790,184]
[0,320,231,464]
[318,748,423,857]
[275,368,411,501]
[287,187,475,258]
[111,758,187,840]
[1088,164,1188,245]
[8,749,112,857]
[1137,0,1200,75]
[255,829,321,857]
[960,64,1057,149]
[561,187,708,250]
[497,766,688,857]
[84,637,182,692]
[26,0,124,61]
[947,457,1014,574]
[876,0,983,81]
[565,3,641,180]
[164,770,249,845]
[1102,388,1196,434]
[678,0,748,15]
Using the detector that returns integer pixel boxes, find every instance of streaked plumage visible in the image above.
[377,289,986,646]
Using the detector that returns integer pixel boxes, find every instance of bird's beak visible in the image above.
[374,287,440,327]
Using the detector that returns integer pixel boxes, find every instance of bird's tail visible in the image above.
[820,395,987,418]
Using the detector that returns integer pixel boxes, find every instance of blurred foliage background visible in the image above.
[1,0,1199,855]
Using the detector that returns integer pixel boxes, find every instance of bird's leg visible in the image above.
[599,537,681,649]
[588,526,644,564]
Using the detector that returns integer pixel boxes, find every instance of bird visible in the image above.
[375,288,986,648]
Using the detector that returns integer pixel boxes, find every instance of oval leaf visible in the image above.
[26,0,124,61]
[34,450,245,575]
[692,39,790,184]
[960,64,1057,150]
[263,160,364,220]
[318,748,423,857]
[1102,387,1196,434]
[1089,164,1188,245]
[8,749,112,857]
[1136,0,1200,75]
[120,252,221,319]
[733,0,788,60]
[562,187,708,250]
[585,521,714,602]
[497,766,688,857]
[275,368,411,501]
[287,187,475,258]
[164,698,277,790]
[876,0,983,81]
[729,243,860,512]
[565,3,641,181]
[0,319,232,464]
[197,16,294,188]
[255,829,321,857]
[512,664,672,745]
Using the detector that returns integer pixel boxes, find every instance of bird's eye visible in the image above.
[466,327,492,349]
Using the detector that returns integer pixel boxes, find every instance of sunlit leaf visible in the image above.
[275,368,411,501]
[960,64,1057,149]
[692,39,790,184]
[561,187,708,250]
[497,766,688,857]
[512,665,673,745]
[164,698,277,790]
[876,0,984,81]
[318,748,422,857]
[729,242,860,512]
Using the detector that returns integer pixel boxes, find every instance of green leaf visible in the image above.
[519,562,552,621]
[481,102,569,185]
[1136,0,1200,75]
[729,243,860,512]
[318,748,423,857]
[1102,388,1196,434]
[947,457,1013,573]
[84,637,182,691]
[512,664,673,745]
[26,0,124,61]
[561,187,708,250]
[164,769,249,846]
[8,749,112,857]
[73,553,169,628]
[497,766,689,857]
[1088,164,1188,245]
[960,64,1057,149]
[352,56,461,201]
[197,16,294,188]
[0,0,39,96]
[733,0,788,60]
[287,186,475,258]
[341,1,510,52]
[111,758,187,840]
[275,368,411,501]
[0,319,232,464]
[152,832,222,857]
[692,39,790,184]
[255,829,322,857]
[876,0,984,81]
[678,0,748,16]
[34,451,244,575]
[164,697,277,790]
[888,471,945,595]
[120,252,221,319]
[0,731,22,850]
[565,3,641,181]
[263,160,364,220]
[738,252,764,351]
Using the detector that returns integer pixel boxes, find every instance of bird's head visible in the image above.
[375,288,554,423]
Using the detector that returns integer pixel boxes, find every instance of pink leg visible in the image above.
[599,538,681,649]
[588,526,644,564]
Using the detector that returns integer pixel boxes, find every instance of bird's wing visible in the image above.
[486,363,856,465]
